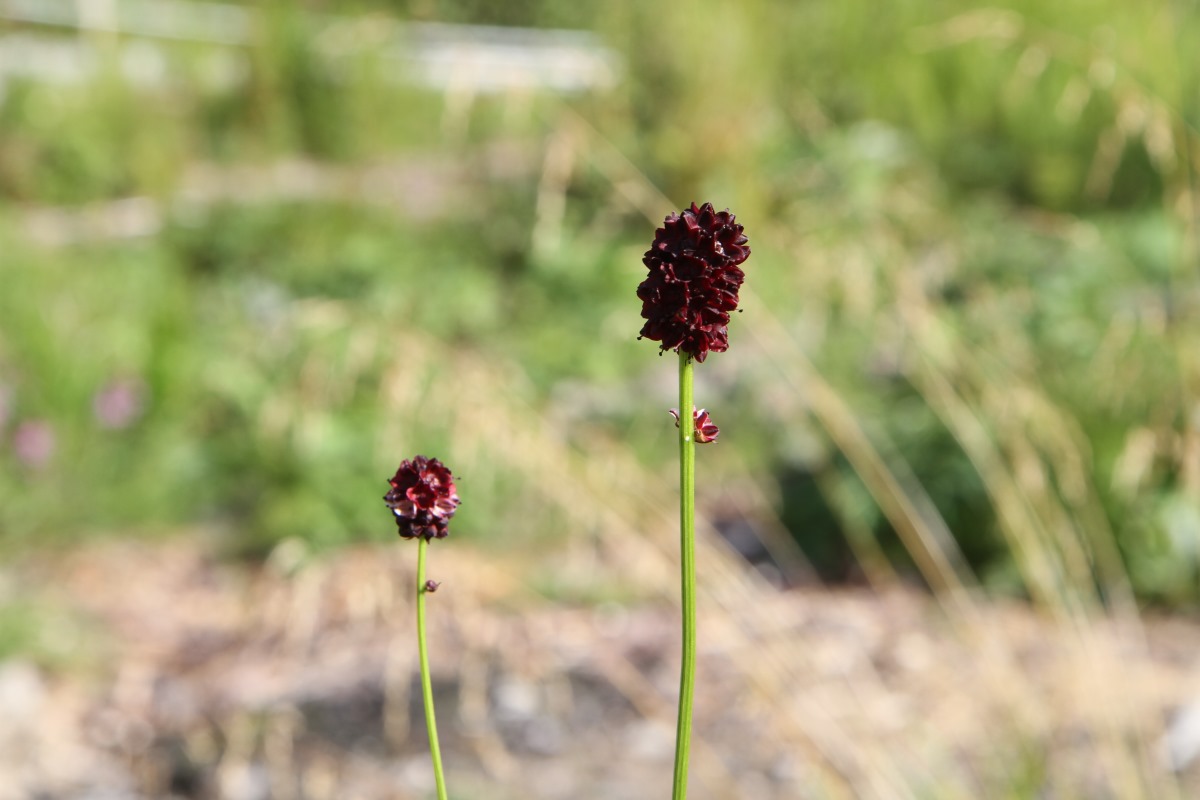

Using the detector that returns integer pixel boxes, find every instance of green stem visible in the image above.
[416,536,449,800]
[672,352,697,800]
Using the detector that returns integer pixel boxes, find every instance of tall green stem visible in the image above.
[416,536,449,800]
[673,352,697,800]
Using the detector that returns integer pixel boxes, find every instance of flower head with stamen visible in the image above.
[637,202,749,363]
[384,456,461,541]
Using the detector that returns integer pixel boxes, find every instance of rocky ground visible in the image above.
[3,537,1200,800]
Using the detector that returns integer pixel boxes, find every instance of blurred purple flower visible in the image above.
[93,378,147,430]
[13,420,55,470]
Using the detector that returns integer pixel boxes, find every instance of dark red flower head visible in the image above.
[637,202,749,363]
[384,455,460,541]
[669,407,720,444]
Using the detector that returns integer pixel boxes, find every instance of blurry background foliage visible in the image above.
[1,0,1198,604]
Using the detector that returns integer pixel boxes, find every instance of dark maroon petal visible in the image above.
[384,455,461,541]
[636,202,750,362]
[670,254,707,282]
[693,408,720,443]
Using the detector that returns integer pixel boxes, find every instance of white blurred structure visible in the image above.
[0,0,619,92]
[392,21,618,93]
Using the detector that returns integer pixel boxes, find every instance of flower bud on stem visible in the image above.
[385,455,458,800]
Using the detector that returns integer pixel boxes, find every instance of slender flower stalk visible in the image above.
[384,456,460,800]
[673,352,698,800]
[637,202,747,800]
[415,536,448,800]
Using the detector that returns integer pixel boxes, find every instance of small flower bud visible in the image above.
[424,580,441,593]
[668,407,720,444]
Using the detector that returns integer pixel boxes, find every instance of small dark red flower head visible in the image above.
[669,407,720,444]
[637,202,749,363]
[384,455,460,541]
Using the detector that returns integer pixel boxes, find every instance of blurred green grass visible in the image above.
[0,0,1198,606]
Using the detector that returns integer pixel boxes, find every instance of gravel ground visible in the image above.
[3,538,1200,800]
